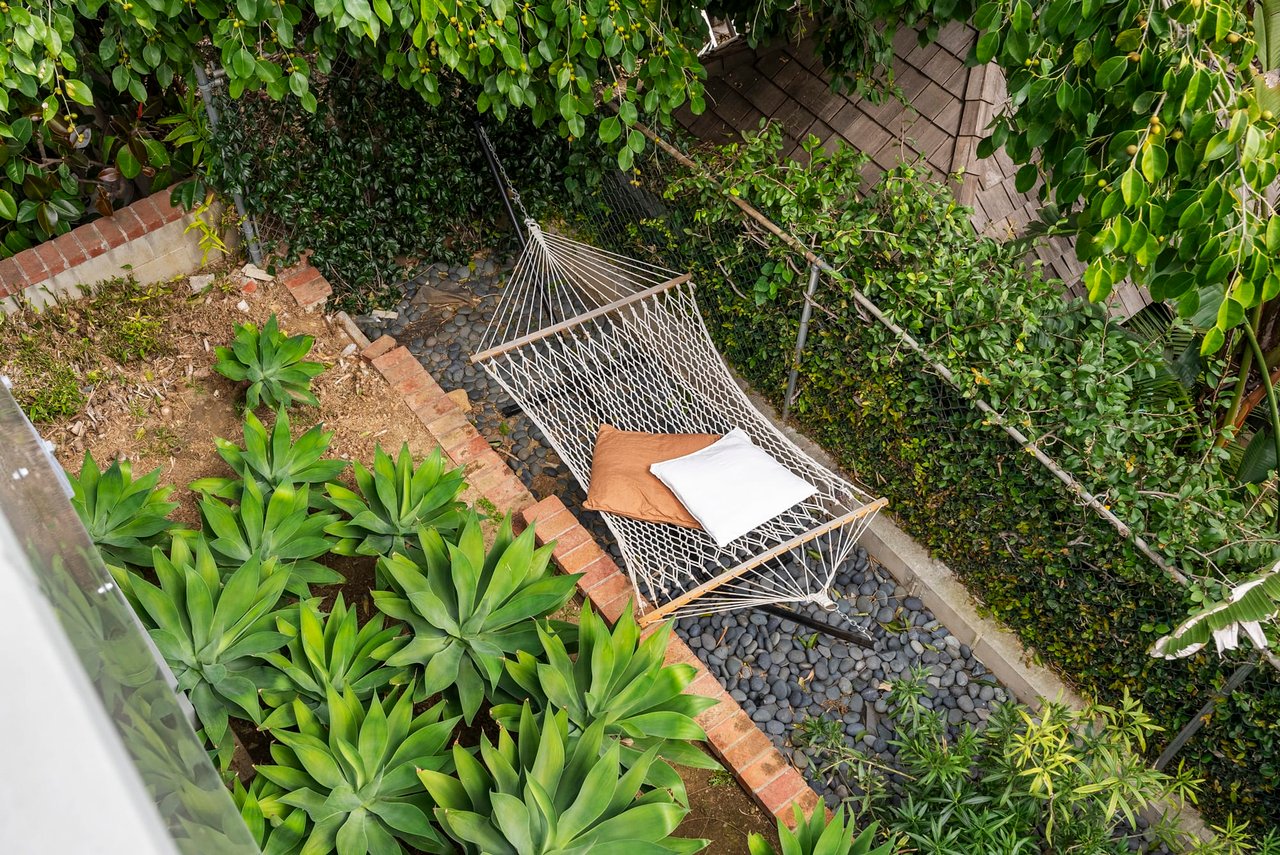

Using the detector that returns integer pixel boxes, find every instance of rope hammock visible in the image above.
[471,216,886,625]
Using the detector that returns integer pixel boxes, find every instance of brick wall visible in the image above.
[0,194,232,311]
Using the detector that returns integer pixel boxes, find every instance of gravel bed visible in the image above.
[356,260,1016,807]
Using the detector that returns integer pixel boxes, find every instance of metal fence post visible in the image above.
[193,63,263,267]
[783,263,821,421]
[1153,659,1257,772]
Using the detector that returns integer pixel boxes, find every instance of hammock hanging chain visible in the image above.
[476,122,531,224]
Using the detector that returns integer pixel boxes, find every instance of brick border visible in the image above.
[0,195,191,304]
[277,264,822,829]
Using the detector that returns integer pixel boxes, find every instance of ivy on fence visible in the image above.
[206,68,607,312]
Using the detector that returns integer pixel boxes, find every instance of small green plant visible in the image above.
[258,595,409,729]
[325,444,466,558]
[373,513,579,723]
[17,357,85,422]
[748,805,895,855]
[105,309,163,362]
[494,602,718,800]
[812,675,1206,854]
[183,193,231,265]
[419,703,708,855]
[190,407,347,502]
[214,314,325,410]
[68,451,177,567]
[111,537,290,767]
[257,685,458,855]
[197,478,342,596]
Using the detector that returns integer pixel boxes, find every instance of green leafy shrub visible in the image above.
[419,703,707,855]
[197,478,342,596]
[806,677,1204,853]
[209,73,610,311]
[257,686,458,855]
[373,514,579,723]
[259,596,408,729]
[214,314,325,410]
[325,444,466,558]
[190,408,347,502]
[68,451,177,567]
[494,602,718,799]
[112,537,290,765]
[748,806,895,855]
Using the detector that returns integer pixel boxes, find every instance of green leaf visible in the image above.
[1200,326,1225,355]
[1217,297,1245,330]
[1014,163,1038,193]
[0,189,15,221]
[63,79,94,106]
[1140,144,1167,183]
[1119,168,1144,206]
[117,147,141,180]
[1095,56,1128,89]
[1183,69,1213,111]
[1203,130,1235,162]
[599,116,621,144]
[974,30,1000,64]
[1011,0,1032,31]
[1238,429,1278,484]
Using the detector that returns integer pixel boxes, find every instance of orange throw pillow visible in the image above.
[584,424,721,528]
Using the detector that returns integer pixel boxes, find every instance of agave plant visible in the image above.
[325,443,465,558]
[190,408,346,503]
[112,536,290,765]
[494,601,719,801]
[420,703,708,854]
[67,451,177,567]
[214,313,325,409]
[198,477,342,596]
[257,685,459,855]
[258,595,409,729]
[373,513,579,723]
[748,806,895,855]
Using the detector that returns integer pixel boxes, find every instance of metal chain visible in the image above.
[476,123,529,222]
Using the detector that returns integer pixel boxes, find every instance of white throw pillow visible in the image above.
[649,428,817,548]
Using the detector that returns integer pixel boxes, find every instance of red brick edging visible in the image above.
[279,266,823,828]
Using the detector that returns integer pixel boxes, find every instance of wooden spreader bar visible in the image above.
[470,274,692,364]
[637,497,890,626]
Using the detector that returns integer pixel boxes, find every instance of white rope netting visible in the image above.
[473,222,885,622]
